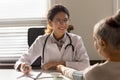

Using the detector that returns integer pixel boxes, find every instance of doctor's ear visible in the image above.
[48,20,52,27]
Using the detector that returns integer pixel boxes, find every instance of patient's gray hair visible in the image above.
[94,10,120,50]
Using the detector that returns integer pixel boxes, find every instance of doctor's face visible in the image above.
[49,12,69,37]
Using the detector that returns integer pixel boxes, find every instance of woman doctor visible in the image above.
[14,4,90,74]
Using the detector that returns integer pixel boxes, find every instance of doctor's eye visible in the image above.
[53,18,69,25]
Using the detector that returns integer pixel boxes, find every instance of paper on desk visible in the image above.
[29,71,71,80]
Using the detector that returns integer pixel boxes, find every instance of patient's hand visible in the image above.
[57,65,65,73]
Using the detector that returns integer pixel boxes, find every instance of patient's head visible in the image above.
[93,10,120,61]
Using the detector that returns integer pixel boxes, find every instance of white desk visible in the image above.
[0,69,71,80]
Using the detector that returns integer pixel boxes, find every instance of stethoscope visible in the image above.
[42,33,74,63]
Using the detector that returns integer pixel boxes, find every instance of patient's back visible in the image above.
[84,61,120,80]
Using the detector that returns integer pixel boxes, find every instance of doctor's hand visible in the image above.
[41,61,65,71]
[20,63,32,74]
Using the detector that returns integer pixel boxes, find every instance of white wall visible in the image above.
[55,0,114,60]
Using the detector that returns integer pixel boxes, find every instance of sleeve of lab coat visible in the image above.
[14,36,43,70]
[66,36,90,70]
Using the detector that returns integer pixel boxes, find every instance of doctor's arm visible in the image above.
[41,61,66,71]
[14,36,43,73]
[45,37,90,71]
[66,37,90,70]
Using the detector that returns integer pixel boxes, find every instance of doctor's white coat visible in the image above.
[15,32,90,70]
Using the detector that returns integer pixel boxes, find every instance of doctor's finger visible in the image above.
[21,63,32,74]
[23,66,32,74]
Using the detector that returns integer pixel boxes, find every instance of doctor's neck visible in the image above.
[53,33,64,41]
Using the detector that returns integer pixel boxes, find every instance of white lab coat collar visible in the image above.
[50,32,67,43]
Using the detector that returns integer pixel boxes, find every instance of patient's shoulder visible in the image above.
[83,63,104,80]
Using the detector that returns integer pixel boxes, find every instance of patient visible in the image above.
[57,10,120,80]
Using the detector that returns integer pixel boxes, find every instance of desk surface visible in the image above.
[0,69,71,80]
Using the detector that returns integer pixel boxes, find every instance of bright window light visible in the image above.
[0,0,52,61]
[0,0,49,19]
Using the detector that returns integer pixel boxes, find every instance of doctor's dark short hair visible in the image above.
[47,4,70,21]
[94,10,120,50]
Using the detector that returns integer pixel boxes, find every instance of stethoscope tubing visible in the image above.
[41,33,74,63]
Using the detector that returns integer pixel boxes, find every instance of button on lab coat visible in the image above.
[15,32,90,70]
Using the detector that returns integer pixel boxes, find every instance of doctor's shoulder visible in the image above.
[34,34,50,44]
[68,33,82,42]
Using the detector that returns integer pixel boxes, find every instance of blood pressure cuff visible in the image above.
[72,71,83,80]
